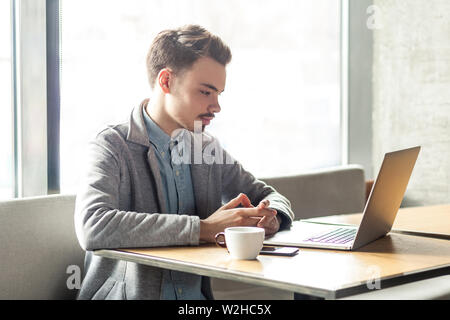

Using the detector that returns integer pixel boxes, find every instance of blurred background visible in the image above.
[1,0,449,206]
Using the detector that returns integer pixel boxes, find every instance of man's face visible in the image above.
[165,56,226,133]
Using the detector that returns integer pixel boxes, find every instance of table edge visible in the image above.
[93,248,334,299]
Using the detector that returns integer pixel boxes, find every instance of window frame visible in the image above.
[345,0,374,179]
[9,0,373,197]
[12,0,48,197]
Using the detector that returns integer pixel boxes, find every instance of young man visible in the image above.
[75,24,294,300]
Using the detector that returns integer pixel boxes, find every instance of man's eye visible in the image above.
[200,90,211,96]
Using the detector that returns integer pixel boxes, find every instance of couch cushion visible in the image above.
[0,194,84,299]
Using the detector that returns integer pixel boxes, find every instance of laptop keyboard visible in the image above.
[305,228,357,244]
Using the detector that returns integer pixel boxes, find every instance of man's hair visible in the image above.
[146,24,232,88]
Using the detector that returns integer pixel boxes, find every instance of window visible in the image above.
[0,0,13,199]
[60,0,341,193]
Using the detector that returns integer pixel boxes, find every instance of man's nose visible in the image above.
[208,100,221,114]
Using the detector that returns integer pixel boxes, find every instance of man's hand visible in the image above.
[234,197,281,236]
[255,200,281,236]
[200,193,277,243]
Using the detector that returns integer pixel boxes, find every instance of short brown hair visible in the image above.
[146,24,232,88]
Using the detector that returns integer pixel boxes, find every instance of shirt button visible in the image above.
[176,170,179,176]
[161,151,165,157]
[178,288,183,295]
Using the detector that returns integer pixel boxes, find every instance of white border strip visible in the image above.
[340,0,349,166]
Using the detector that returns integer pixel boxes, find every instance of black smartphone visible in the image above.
[259,246,299,256]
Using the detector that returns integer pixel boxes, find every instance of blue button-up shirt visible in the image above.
[142,108,205,300]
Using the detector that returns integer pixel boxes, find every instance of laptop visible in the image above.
[264,146,421,251]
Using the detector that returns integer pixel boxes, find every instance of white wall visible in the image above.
[372,0,450,206]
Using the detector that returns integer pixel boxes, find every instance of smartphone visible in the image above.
[259,246,299,256]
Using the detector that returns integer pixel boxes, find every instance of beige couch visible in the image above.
[0,195,84,299]
[0,165,448,300]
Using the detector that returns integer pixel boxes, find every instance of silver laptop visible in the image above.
[264,146,421,251]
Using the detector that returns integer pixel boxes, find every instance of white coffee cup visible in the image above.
[215,227,265,260]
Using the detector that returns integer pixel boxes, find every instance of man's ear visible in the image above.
[157,68,172,93]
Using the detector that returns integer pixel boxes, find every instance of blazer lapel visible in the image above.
[147,147,168,213]
[190,133,212,219]
[191,164,211,219]
[126,100,167,213]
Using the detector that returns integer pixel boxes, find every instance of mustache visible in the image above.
[198,113,215,118]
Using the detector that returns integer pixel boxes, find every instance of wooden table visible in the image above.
[94,205,450,299]
[304,204,450,239]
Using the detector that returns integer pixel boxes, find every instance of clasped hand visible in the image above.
[200,193,280,243]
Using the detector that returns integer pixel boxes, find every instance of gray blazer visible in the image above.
[74,100,294,300]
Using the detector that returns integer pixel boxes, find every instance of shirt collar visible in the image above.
[142,106,171,153]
